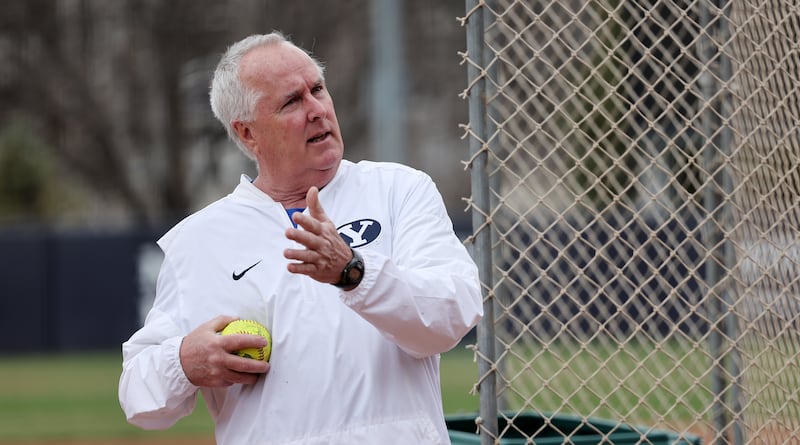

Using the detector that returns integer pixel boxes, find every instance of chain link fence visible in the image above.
[460,0,800,443]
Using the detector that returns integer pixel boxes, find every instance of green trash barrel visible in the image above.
[446,412,702,445]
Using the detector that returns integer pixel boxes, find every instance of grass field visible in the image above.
[3,338,746,443]
[498,337,713,424]
[0,345,480,443]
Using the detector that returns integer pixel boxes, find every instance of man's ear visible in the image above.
[232,121,257,154]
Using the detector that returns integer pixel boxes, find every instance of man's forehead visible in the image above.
[242,44,315,76]
[241,44,321,91]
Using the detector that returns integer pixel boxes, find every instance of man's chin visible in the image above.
[315,146,344,169]
[313,155,342,180]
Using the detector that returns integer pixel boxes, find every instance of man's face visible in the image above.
[235,43,344,197]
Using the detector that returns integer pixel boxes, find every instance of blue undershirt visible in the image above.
[286,208,305,228]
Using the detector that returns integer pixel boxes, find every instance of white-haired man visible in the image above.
[119,32,482,445]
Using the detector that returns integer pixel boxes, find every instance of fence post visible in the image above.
[699,1,744,443]
[464,1,498,443]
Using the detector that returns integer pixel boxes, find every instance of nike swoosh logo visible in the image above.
[232,260,262,280]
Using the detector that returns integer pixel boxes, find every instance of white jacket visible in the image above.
[119,160,483,445]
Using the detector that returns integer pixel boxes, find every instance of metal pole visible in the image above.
[698,1,728,443]
[464,1,498,444]
[716,3,745,442]
[369,0,406,164]
[699,1,744,443]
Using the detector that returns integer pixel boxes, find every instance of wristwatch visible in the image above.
[334,247,364,289]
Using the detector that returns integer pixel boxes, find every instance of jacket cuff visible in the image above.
[339,248,382,309]
[164,336,198,397]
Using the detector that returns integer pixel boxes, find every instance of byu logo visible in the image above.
[337,219,381,248]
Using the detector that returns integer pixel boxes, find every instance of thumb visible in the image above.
[209,315,239,333]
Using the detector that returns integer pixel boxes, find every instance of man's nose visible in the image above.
[307,96,327,121]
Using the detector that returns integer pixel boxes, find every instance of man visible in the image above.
[119,32,483,445]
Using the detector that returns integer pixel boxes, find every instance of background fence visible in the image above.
[0,228,155,354]
[461,0,800,444]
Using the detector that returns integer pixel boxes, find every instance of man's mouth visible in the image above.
[308,132,330,144]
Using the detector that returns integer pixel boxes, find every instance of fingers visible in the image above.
[283,186,352,284]
[285,223,325,248]
[284,227,349,282]
[224,353,270,375]
[290,212,319,234]
[198,354,268,387]
[282,248,320,267]
[179,316,270,388]
[289,186,329,234]
[209,315,240,332]
[218,333,268,358]
[304,186,326,221]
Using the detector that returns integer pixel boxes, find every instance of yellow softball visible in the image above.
[220,319,272,362]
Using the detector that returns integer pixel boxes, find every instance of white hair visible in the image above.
[209,32,325,159]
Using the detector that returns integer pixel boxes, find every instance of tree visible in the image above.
[0,0,260,225]
[0,118,65,223]
[0,0,470,228]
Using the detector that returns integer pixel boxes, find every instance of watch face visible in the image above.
[347,267,362,282]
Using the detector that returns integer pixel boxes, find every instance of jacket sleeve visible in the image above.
[118,256,199,430]
[340,173,483,359]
